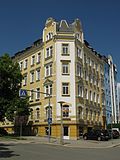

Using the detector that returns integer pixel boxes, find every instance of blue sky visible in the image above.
[0,0,120,80]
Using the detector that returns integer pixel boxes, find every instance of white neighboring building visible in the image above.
[117,83,120,122]
[108,55,118,123]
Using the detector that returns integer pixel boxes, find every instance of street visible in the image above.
[0,142,120,160]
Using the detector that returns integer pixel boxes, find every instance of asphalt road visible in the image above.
[0,143,120,160]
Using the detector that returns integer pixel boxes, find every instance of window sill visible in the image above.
[62,73,70,76]
[62,94,70,97]
[45,56,52,61]
[61,54,70,56]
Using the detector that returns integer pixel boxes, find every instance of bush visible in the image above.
[0,128,8,136]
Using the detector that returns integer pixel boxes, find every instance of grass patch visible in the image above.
[0,135,27,141]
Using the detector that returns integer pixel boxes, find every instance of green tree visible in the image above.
[0,54,29,122]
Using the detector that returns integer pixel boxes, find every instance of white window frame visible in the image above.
[30,89,34,101]
[45,64,52,77]
[23,74,27,86]
[45,84,52,97]
[30,71,34,83]
[62,43,69,55]
[62,83,69,95]
[37,52,41,63]
[24,59,28,69]
[36,88,40,99]
[31,55,35,66]
[36,69,40,81]
[90,90,92,101]
[62,62,69,74]
[19,61,23,70]
[77,63,82,77]
[78,84,83,97]
[77,47,82,58]
[63,105,69,118]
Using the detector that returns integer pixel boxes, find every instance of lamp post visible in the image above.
[58,101,65,145]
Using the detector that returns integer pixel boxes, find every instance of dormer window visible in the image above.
[46,32,53,41]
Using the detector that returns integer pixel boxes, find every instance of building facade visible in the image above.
[0,18,106,139]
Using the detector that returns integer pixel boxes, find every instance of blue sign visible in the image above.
[19,89,27,97]
[48,118,52,124]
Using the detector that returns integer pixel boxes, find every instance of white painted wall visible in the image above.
[55,40,76,120]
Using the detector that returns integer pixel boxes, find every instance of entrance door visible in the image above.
[63,126,69,139]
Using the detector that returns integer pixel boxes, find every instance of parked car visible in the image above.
[112,130,120,139]
[83,129,109,141]
[108,129,120,139]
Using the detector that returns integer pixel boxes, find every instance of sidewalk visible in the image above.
[1,136,120,148]
[21,136,120,148]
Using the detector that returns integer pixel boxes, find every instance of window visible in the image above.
[46,32,53,41]
[46,46,53,58]
[90,110,92,120]
[77,47,82,58]
[30,71,34,83]
[85,88,88,99]
[93,92,96,102]
[62,62,69,74]
[62,83,69,95]
[50,46,53,57]
[24,59,28,69]
[62,44,69,55]
[77,63,82,77]
[36,69,40,81]
[37,52,41,63]
[95,63,98,71]
[30,90,34,101]
[46,107,52,119]
[19,61,23,70]
[23,74,27,86]
[90,90,92,101]
[45,84,52,96]
[97,94,100,103]
[36,88,40,99]
[91,60,94,68]
[84,70,88,81]
[30,108,33,119]
[31,55,35,66]
[78,107,83,119]
[36,108,40,119]
[45,64,52,77]
[63,105,69,118]
[78,84,83,97]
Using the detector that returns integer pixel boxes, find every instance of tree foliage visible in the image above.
[0,54,30,122]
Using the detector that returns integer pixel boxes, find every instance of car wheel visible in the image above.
[84,136,87,140]
[97,137,101,141]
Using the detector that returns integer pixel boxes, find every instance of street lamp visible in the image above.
[58,101,65,145]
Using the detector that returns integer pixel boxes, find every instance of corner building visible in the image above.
[14,18,104,140]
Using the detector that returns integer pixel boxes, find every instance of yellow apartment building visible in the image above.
[0,18,105,140]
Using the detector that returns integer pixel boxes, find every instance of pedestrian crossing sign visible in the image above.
[19,89,27,97]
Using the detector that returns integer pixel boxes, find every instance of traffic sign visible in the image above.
[48,118,52,124]
[19,89,27,97]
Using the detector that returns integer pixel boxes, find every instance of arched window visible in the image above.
[63,105,69,118]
